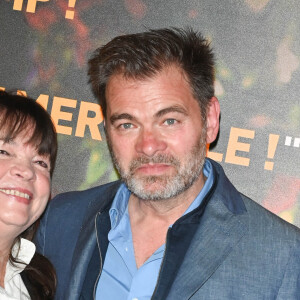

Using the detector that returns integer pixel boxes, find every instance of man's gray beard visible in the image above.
[107,128,207,201]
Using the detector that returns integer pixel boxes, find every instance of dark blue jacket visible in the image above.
[35,159,300,299]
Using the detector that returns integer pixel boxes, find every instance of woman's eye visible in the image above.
[35,160,49,169]
[163,119,177,126]
[0,149,9,156]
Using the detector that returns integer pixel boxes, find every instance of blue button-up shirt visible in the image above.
[96,159,214,300]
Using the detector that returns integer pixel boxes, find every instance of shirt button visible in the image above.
[132,298,138,300]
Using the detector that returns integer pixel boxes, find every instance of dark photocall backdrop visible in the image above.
[0,0,299,227]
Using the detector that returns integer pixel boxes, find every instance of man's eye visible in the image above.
[163,119,177,126]
[120,123,133,129]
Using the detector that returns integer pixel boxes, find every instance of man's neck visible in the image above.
[128,172,206,268]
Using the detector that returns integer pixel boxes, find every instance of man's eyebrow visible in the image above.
[110,113,135,124]
[155,105,188,118]
[109,106,188,124]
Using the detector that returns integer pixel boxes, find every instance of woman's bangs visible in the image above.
[0,109,52,159]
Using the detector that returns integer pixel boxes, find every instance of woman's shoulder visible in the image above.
[21,251,56,300]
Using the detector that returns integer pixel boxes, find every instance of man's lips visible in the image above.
[0,188,33,204]
[135,163,172,175]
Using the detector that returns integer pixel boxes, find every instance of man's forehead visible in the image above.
[104,65,203,121]
[106,72,151,92]
[107,64,189,89]
[107,69,193,101]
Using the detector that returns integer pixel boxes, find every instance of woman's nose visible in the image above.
[10,162,35,181]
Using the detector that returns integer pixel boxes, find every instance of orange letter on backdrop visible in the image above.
[207,144,223,162]
[26,0,49,13]
[16,90,27,96]
[225,127,255,166]
[36,94,49,110]
[13,0,24,11]
[51,96,77,135]
[75,101,103,140]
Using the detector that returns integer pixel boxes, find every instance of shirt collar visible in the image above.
[109,183,131,229]
[5,238,36,281]
[109,159,214,228]
[183,159,213,215]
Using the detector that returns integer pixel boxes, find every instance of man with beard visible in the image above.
[36,28,300,299]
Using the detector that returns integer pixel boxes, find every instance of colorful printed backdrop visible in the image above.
[1,0,299,227]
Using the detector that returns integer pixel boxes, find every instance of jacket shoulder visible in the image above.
[241,194,300,241]
[36,180,121,253]
[48,180,121,210]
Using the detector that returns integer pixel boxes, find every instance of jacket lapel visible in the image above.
[65,181,121,299]
[165,169,249,300]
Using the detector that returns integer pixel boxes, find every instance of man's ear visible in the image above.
[206,97,220,144]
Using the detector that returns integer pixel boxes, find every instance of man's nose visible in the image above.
[10,162,36,181]
[135,129,167,157]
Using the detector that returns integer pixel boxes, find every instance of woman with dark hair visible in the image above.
[0,91,57,299]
